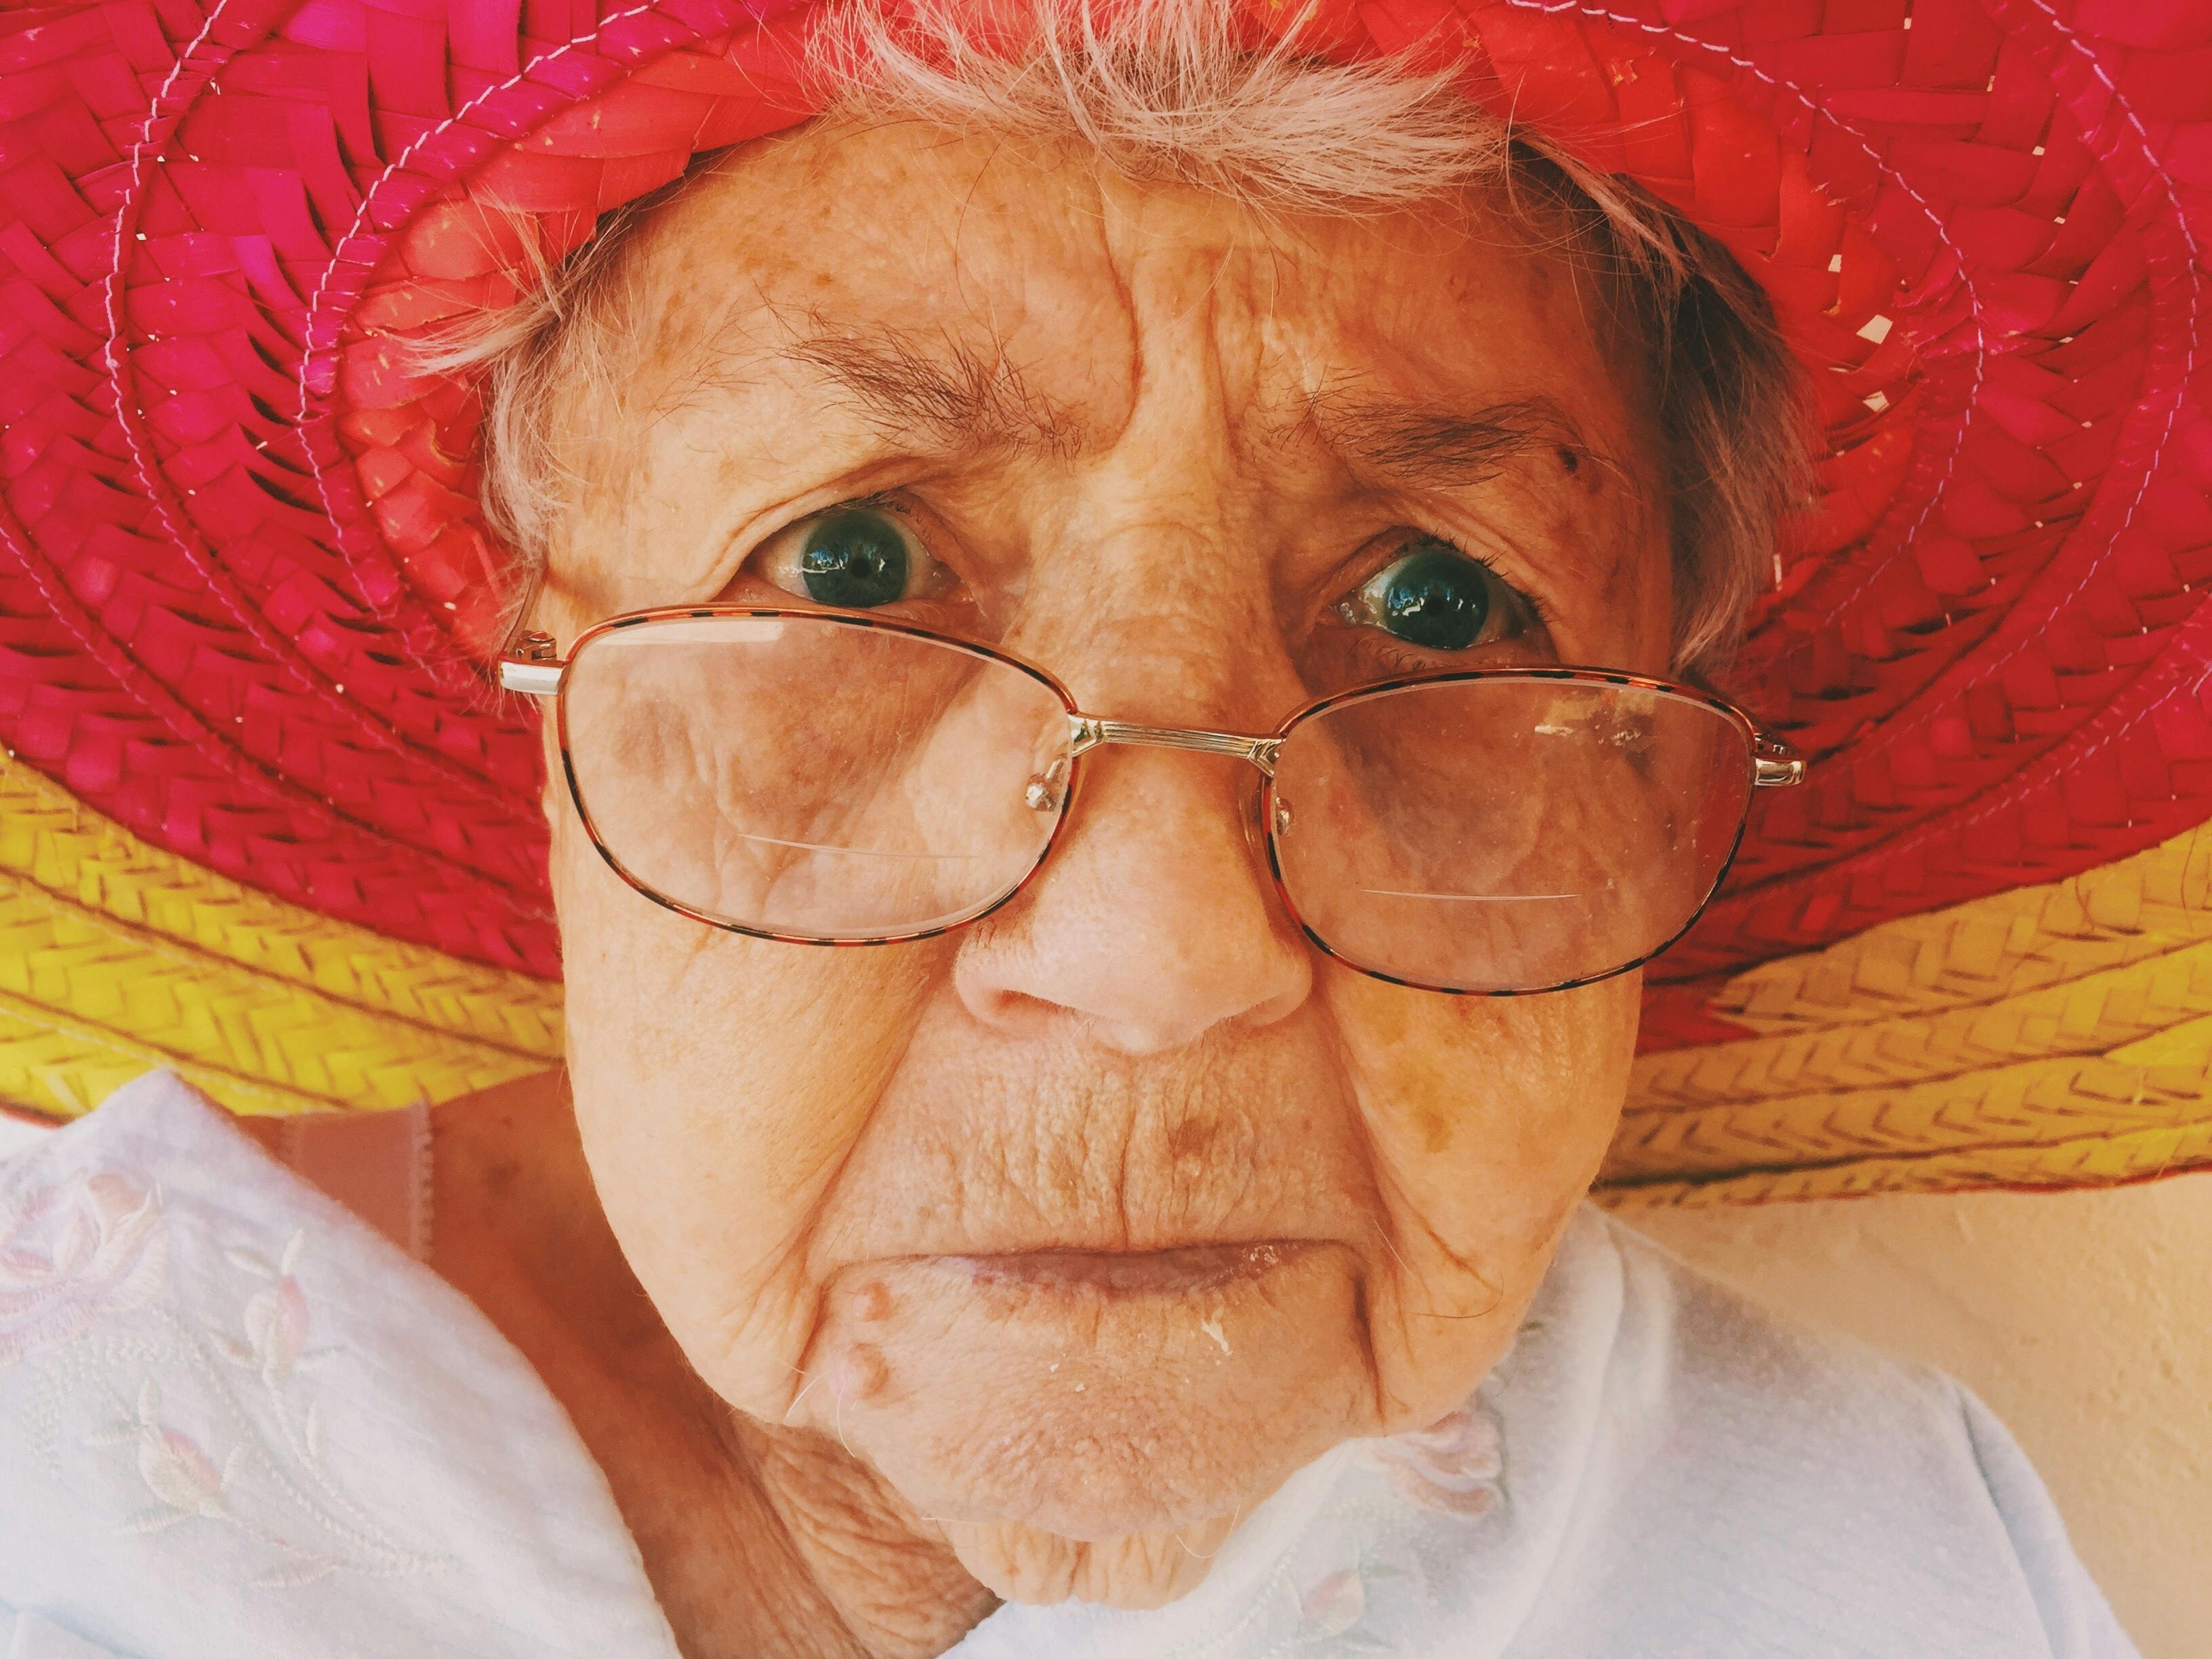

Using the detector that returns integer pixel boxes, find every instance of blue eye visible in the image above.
[1343,537,1519,652]
[800,510,908,608]
[752,504,945,610]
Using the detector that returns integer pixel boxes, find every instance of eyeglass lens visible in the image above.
[1268,678,1753,991]
[562,615,1073,939]
[560,614,1755,987]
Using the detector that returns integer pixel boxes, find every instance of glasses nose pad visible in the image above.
[1023,754,1073,815]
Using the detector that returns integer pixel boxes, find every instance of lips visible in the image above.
[803,998,1378,1282]
[802,1239,1375,1538]
[934,1240,1313,1297]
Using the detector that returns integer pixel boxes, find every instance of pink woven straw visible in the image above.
[1,0,2207,1056]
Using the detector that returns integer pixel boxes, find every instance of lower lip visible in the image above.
[935,1241,1311,1297]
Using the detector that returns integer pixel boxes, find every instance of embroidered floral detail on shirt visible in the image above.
[90,1378,238,1533]
[0,1170,168,1366]
[5,1163,449,1590]
[1265,1413,1507,1656]
[1359,1404,1504,1517]
[1299,1568,1366,1636]
[1290,1559,1409,1652]
[116,1226,445,1587]
[219,1233,315,1387]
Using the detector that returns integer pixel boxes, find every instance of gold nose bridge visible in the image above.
[1067,714,1284,778]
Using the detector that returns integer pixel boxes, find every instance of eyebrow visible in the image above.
[782,329,1083,457]
[760,330,1602,495]
[1297,390,1597,492]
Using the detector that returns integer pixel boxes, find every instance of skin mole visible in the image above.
[1414,1099,1457,1157]
[1164,1113,1222,1167]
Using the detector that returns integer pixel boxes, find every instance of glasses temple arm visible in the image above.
[1752,731,1806,788]
[498,630,565,698]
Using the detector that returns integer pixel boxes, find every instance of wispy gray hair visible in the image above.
[443,0,1811,676]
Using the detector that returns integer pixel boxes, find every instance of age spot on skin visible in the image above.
[1166,1113,1223,1168]
[853,1281,895,1322]
[1414,1101,1456,1156]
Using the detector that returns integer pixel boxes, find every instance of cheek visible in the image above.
[1328,968,1633,1177]
[1321,964,1635,1420]
[548,790,951,1411]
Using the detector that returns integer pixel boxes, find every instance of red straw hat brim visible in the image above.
[3,0,2208,1197]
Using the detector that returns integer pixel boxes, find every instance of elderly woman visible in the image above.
[0,0,2179,1654]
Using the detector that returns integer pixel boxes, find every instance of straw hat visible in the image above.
[3,0,2207,1204]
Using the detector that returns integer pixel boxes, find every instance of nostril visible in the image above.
[1082,963,1309,1054]
[949,747,1315,1053]
[1242,974,1311,1031]
[954,924,1313,1055]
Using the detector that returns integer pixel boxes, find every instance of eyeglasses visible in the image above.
[500,607,1803,996]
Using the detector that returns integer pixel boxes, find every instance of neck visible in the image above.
[426,1071,996,1658]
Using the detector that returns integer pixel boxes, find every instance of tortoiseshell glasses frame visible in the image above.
[501,606,1805,997]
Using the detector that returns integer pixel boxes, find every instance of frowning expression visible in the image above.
[532,119,1673,1602]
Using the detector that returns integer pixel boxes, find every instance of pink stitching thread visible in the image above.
[1509,0,2205,915]
[100,0,522,819]
[1864,0,2212,872]
[295,0,673,521]
[1499,0,1990,611]
[1709,0,2211,900]
[2002,0,2202,596]
[0,490,527,912]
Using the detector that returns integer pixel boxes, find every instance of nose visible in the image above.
[951,740,1313,1055]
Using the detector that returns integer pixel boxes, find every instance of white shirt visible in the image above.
[0,1073,2137,1659]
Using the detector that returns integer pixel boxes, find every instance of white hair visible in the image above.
[444,0,1810,676]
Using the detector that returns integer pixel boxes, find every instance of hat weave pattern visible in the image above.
[0,750,560,1115]
[1,0,2207,1200]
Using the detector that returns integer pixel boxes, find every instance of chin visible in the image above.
[790,1238,1378,1540]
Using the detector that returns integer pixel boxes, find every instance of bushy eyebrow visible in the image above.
[762,329,1605,496]
[783,328,1084,457]
[1297,390,1599,491]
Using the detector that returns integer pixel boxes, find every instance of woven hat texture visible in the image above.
[1,0,2208,1202]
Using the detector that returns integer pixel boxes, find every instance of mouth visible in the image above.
[807,1235,1368,1539]
[928,1240,1315,1298]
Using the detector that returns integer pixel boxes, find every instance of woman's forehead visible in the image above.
[599,121,1654,457]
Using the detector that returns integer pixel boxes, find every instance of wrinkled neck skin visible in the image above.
[429,1070,997,1658]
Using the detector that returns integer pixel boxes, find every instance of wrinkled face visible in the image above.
[535,122,1673,1599]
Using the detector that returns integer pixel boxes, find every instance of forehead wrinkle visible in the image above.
[1277,382,1661,607]
[1292,386,1601,491]
[780,324,1086,457]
